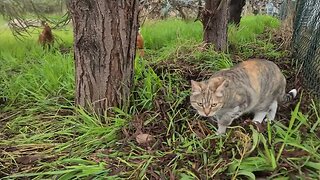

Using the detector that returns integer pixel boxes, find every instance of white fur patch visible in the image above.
[253,111,268,123]
[232,106,240,112]
[289,89,297,98]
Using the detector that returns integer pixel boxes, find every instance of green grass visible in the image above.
[228,15,280,44]
[228,15,283,59]
[142,18,202,50]
[1,15,319,179]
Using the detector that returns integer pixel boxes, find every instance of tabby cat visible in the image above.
[190,59,297,134]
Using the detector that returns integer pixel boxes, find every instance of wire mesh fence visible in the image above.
[279,0,296,19]
[292,0,320,96]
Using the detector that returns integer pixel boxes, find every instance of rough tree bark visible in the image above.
[228,0,246,25]
[68,0,139,115]
[202,0,229,52]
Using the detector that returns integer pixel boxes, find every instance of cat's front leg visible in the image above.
[216,106,242,134]
[217,122,229,135]
[208,115,218,124]
[216,116,234,135]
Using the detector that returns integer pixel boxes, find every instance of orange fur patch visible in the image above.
[241,60,261,94]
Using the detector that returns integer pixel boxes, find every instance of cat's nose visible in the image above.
[204,109,210,116]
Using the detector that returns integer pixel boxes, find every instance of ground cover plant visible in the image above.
[0,15,320,179]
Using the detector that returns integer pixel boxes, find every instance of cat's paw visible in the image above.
[216,128,227,135]
[216,123,228,135]
[215,131,227,137]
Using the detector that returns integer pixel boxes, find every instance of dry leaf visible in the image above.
[16,155,41,164]
[136,133,154,144]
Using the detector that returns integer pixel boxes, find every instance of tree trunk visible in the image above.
[68,0,139,115]
[228,0,246,25]
[202,0,229,52]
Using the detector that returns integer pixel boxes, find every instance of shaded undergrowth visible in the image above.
[0,15,319,179]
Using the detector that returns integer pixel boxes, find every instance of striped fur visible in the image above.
[190,59,297,134]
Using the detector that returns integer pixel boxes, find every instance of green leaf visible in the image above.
[237,170,255,180]
[305,162,320,170]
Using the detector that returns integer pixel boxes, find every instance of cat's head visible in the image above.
[190,77,228,117]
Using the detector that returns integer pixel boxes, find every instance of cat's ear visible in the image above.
[208,77,223,90]
[191,80,201,94]
[215,80,228,97]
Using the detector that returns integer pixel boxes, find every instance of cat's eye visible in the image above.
[211,103,217,107]
[197,102,203,106]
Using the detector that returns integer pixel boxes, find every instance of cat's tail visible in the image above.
[282,89,297,103]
